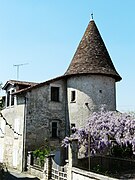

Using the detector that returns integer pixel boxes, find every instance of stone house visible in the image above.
[0,19,121,172]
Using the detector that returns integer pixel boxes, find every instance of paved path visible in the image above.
[2,170,40,180]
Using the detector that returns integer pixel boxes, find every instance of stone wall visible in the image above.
[72,167,118,180]
[67,74,116,128]
[28,166,44,179]
[0,103,25,172]
[25,79,68,151]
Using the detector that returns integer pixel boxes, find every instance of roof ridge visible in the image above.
[8,79,38,84]
[2,80,38,90]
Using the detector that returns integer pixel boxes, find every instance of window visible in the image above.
[11,90,15,106]
[51,87,59,102]
[99,90,102,93]
[52,122,58,138]
[7,91,10,107]
[71,90,76,102]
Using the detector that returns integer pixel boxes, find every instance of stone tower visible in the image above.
[65,19,122,128]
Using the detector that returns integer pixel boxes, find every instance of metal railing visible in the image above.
[52,159,67,180]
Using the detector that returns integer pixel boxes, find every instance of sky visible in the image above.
[0,0,135,112]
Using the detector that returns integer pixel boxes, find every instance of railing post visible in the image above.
[67,138,78,180]
[45,154,55,180]
[71,139,78,167]
[27,151,33,169]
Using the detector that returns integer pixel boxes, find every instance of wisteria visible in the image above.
[62,110,135,157]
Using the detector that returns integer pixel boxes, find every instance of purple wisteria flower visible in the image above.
[62,110,135,157]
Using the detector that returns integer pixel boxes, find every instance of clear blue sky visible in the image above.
[0,0,135,112]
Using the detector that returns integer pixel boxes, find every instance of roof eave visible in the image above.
[64,72,122,82]
[13,75,67,95]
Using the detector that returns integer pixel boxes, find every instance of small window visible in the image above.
[99,90,102,93]
[51,87,59,102]
[11,90,15,106]
[71,123,75,128]
[52,122,58,138]
[71,123,76,133]
[7,91,10,107]
[71,91,76,102]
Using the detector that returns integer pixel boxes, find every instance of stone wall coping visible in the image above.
[45,154,55,158]
[72,167,118,180]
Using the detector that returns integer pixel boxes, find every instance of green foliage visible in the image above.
[111,144,133,158]
[92,164,119,178]
[33,145,55,167]
[33,147,50,159]
[92,164,101,173]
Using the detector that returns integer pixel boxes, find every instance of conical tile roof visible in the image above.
[65,20,121,82]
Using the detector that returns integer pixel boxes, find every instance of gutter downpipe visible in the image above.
[22,95,27,171]
[65,78,69,136]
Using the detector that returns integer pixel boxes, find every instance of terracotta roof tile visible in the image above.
[65,20,122,81]
[3,80,38,90]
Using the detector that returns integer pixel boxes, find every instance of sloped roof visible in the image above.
[65,20,122,82]
[13,75,66,95]
[3,80,38,90]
